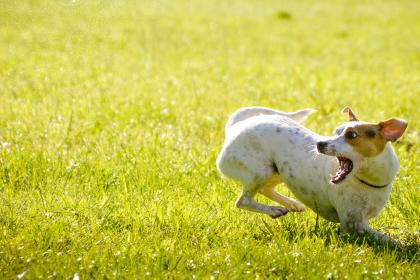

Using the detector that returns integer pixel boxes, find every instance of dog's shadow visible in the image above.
[321,229,418,263]
[274,219,419,263]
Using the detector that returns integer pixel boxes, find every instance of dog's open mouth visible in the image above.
[331,157,353,184]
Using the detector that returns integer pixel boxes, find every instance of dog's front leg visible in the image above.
[361,226,394,243]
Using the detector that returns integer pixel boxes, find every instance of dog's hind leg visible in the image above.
[235,170,289,218]
[259,175,306,212]
[219,149,289,218]
[236,188,289,218]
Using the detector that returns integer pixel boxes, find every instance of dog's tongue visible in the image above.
[331,157,353,184]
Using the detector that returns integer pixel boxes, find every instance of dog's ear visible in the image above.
[342,107,358,121]
[379,118,408,142]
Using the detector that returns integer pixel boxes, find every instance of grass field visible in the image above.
[0,0,419,279]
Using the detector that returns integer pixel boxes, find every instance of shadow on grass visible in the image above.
[278,219,419,263]
[323,230,418,263]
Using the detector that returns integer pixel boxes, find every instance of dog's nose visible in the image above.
[317,141,328,153]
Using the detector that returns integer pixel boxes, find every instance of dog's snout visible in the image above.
[317,141,328,153]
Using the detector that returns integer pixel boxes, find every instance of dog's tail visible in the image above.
[225,106,316,130]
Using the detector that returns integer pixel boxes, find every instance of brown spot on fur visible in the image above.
[344,123,387,157]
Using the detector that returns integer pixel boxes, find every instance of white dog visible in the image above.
[216,106,407,241]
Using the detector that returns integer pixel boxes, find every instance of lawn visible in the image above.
[0,0,419,279]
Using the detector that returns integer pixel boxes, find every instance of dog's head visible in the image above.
[317,107,407,184]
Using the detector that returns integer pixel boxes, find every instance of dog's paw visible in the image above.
[285,200,307,212]
[269,206,289,218]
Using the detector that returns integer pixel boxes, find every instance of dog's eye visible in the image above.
[345,131,357,140]
[366,130,376,138]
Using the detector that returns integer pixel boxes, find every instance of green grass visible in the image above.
[0,0,419,278]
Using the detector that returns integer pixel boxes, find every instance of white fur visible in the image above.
[216,106,400,241]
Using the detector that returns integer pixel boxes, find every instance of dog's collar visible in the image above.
[356,176,389,189]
